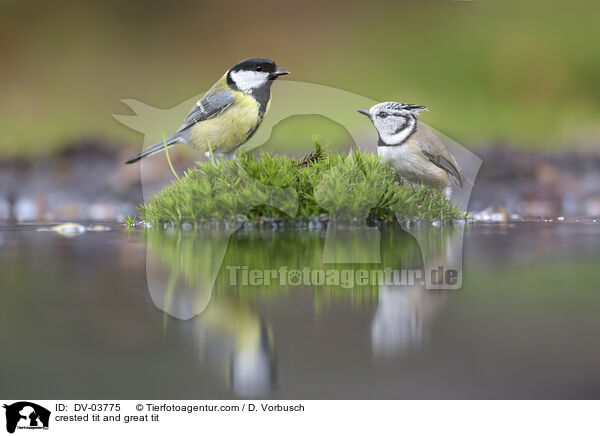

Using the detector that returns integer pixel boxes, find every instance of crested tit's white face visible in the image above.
[361,102,428,145]
[368,103,416,146]
[229,70,270,92]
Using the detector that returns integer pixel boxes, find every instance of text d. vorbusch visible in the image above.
[247,403,304,412]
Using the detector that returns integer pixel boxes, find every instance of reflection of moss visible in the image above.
[139,147,463,224]
[144,225,425,303]
[145,229,230,287]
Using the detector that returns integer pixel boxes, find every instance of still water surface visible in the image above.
[1,222,599,399]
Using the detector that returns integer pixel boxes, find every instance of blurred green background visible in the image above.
[1,0,600,158]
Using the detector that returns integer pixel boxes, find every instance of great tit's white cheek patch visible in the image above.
[230,70,269,91]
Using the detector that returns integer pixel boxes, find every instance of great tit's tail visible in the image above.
[124,135,184,164]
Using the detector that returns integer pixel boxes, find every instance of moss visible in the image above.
[139,143,464,224]
[122,216,136,227]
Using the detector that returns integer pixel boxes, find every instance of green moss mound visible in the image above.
[138,145,464,225]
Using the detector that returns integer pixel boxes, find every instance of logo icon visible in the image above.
[3,402,50,434]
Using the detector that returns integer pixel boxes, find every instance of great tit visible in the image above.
[358,102,463,190]
[125,57,289,164]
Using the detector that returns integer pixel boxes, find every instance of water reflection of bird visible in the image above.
[194,299,276,397]
[371,225,463,357]
[145,251,277,396]
[371,285,447,356]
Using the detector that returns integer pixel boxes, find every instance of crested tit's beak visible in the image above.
[270,68,290,79]
[357,109,370,117]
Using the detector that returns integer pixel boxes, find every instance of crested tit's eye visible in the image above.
[255,65,263,72]
[378,112,388,118]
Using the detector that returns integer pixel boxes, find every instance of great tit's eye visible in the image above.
[255,65,263,72]
[378,112,388,118]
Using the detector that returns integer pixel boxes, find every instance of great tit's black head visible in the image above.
[227,57,289,93]
[358,102,428,145]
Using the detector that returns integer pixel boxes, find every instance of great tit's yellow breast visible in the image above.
[189,92,260,153]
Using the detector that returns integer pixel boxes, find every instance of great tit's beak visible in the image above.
[357,109,370,117]
[270,67,290,79]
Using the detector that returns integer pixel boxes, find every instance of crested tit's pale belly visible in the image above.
[378,142,450,190]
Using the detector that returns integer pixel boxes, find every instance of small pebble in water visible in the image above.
[472,207,508,223]
[37,223,87,238]
[557,216,565,221]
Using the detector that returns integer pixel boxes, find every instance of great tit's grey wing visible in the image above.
[175,90,235,133]
[413,122,464,188]
[124,89,234,164]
